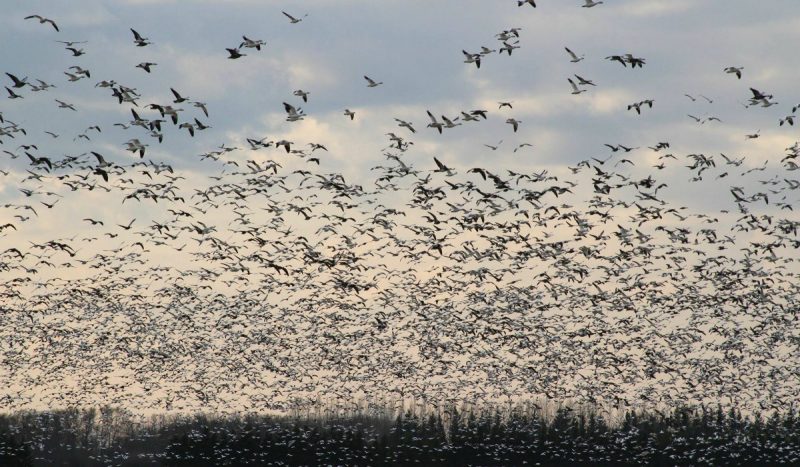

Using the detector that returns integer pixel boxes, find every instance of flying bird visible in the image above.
[226,48,246,59]
[65,47,85,56]
[568,78,587,95]
[282,11,307,23]
[240,36,266,50]
[724,66,743,79]
[5,73,27,88]
[283,102,305,122]
[506,118,521,132]
[565,47,584,63]
[55,99,76,111]
[24,15,59,31]
[293,90,310,102]
[364,76,383,87]
[573,74,596,86]
[130,28,151,46]
[462,50,481,68]
[426,111,444,133]
[5,87,23,99]
[136,62,157,73]
[395,118,416,133]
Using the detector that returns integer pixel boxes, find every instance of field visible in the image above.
[1,404,798,465]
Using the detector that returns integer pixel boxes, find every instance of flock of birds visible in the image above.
[0,3,798,418]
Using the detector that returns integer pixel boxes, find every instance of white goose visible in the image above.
[567,78,586,95]
[565,47,584,63]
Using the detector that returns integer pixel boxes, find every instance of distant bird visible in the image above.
[567,78,587,95]
[293,90,310,102]
[433,157,454,174]
[275,140,293,152]
[498,102,513,109]
[179,122,196,137]
[624,54,646,68]
[65,47,85,56]
[55,99,76,111]
[499,40,520,55]
[283,102,305,122]
[130,28,151,46]
[518,0,536,6]
[91,151,111,168]
[136,62,157,73]
[68,65,90,78]
[395,118,416,133]
[440,115,461,129]
[30,79,55,92]
[779,115,795,126]
[364,76,383,87]
[56,40,86,47]
[506,118,521,132]
[470,109,488,119]
[5,87,23,99]
[118,219,136,230]
[565,47,584,63]
[26,153,52,170]
[125,139,147,157]
[582,0,603,7]
[226,48,246,59]
[573,74,596,86]
[462,50,481,68]
[724,66,743,79]
[606,55,627,67]
[282,11,307,23]
[171,88,190,103]
[426,111,444,134]
[628,99,653,114]
[5,73,27,88]
[344,109,355,120]
[484,140,503,150]
[240,36,266,50]
[192,101,209,117]
[24,15,59,31]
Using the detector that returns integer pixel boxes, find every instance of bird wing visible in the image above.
[568,78,579,91]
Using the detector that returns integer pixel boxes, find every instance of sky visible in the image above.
[0,0,799,415]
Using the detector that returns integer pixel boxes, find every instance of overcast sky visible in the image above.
[1,0,796,247]
[2,0,799,175]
